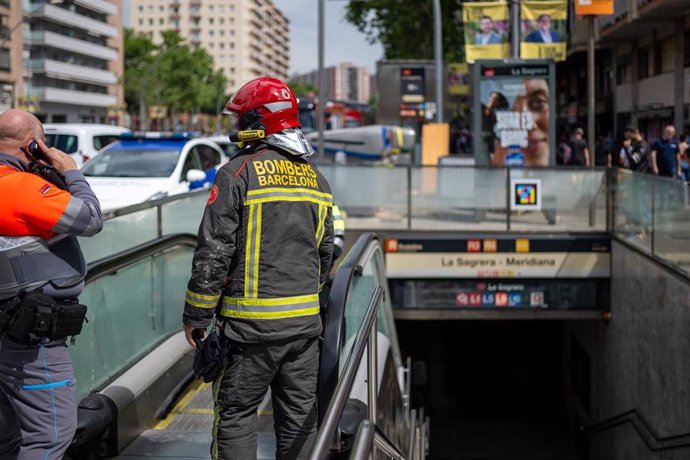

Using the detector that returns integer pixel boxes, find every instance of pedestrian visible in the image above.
[650,124,681,178]
[618,126,633,168]
[182,77,334,460]
[679,134,689,181]
[0,109,103,459]
[568,127,590,166]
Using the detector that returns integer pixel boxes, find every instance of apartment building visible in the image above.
[0,0,22,113]
[292,63,371,104]
[21,0,124,123]
[130,0,289,93]
[559,0,689,146]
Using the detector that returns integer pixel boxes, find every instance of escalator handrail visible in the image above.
[86,233,198,283]
[310,285,385,460]
[318,232,379,421]
[349,419,405,460]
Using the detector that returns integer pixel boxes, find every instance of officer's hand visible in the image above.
[184,324,204,348]
[36,138,78,174]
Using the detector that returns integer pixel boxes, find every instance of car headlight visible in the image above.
[147,191,169,201]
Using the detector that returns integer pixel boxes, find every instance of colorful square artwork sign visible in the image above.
[510,179,542,210]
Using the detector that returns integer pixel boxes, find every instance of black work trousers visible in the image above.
[212,336,319,460]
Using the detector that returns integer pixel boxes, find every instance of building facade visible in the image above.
[560,0,689,156]
[0,0,23,113]
[291,62,371,104]
[20,0,124,124]
[129,0,289,94]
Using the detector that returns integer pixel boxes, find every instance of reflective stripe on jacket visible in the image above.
[184,146,334,343]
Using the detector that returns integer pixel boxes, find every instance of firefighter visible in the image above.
[0,109,103,459]
[183,77,334,460]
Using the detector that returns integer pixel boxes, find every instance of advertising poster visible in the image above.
[472,61,556,167]
[448,63,470,96]
[462,1,510,63]
[400,67,425,103]
[520,0,568,61]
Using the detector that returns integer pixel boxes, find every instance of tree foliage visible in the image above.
[124,29,228,122]
[345,0,464,62]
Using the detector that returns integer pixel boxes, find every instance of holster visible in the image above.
[192,329,226,383]
[6,292,87,345]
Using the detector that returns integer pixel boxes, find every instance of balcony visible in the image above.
[30,3,117,38]
[73,0,117,16]
[599,0,689,42]
[29,86,117,107]
[26,31,118,61]
[29,59,118,86]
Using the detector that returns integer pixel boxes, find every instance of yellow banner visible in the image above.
[575,0,614,16]
[463,1,510,63]
[520,0,568,62]
[448,63,470,96]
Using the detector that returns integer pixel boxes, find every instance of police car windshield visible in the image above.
[82,149,180,177]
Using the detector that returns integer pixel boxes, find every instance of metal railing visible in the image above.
[309,285,393,459]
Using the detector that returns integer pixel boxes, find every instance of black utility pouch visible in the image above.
[7,292,55,344]
[51,303,88,339]
[192,330,226,383]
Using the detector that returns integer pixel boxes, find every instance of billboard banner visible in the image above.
[448,63,470,96]
[472,61,556,167]
[520,0,568,61]
[462,1,510,63]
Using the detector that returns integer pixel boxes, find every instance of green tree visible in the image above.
[124,29,228,128]
[345,0,464,62]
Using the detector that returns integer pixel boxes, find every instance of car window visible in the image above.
[198,145,221,170]
[180,148,202,182]
[45,134,78,154]
[93,135,121,151]
[215,141,238,157]
[82,149,180,177]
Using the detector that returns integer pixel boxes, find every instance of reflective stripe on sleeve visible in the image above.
[219,294,320,319]
[185,289,221,309]
[244,187,333,206]
[50,196,83,233]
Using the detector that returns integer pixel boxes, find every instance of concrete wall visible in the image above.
[591,240,690,459]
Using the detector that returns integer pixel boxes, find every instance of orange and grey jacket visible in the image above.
[183,146,334,343]
[0,153,103,299]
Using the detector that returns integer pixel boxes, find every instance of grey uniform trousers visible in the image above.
[212,336,319,460]
[0,337,77,460]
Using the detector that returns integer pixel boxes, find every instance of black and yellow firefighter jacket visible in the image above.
[183,146,334,343]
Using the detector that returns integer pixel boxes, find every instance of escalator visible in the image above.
[67,232,421,459]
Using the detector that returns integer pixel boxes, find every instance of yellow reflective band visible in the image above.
[223,293,318,306]
[245,195,332,207]
[247,187,332,199]
[252,204,262,299]
[220,306,320,320]
[185,290,221,309]
[316,204,327,246]
[334,219,345,232]
[244,204,255,299]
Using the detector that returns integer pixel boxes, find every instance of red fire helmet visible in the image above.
[224,77,300,135]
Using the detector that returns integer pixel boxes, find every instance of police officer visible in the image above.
[183,77,334,460]
[0,109,103,459]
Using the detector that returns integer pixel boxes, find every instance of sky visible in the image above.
[272,0,383,76]
[123,0,382,76]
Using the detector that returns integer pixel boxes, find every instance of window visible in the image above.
[638,47,650,79]
[0,48,9,71]
[93,135,121,151]
[45,134,78,154]
[148,18,153,26]
[209,18,214,25]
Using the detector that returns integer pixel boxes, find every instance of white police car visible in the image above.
[81,132,225,212]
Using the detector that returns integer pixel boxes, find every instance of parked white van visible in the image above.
[44,124,131,167]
